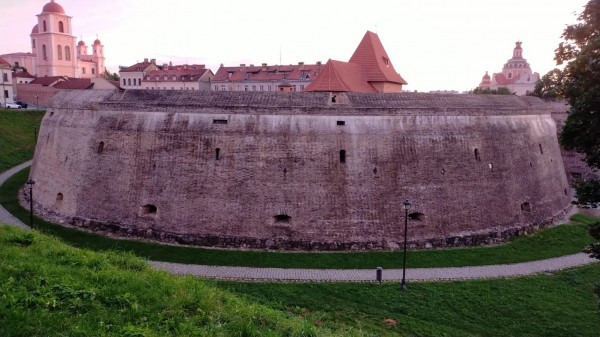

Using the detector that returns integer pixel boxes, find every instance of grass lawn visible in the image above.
[0,109,44,172]
[217,264,600,336]
[1,168,597,269]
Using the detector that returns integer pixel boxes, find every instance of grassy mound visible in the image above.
[0,109,44,172]
[0,225,331,336]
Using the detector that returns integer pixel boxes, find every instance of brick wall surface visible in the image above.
[29,90,571,250]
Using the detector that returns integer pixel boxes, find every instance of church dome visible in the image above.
[31,24,39,34]
[42,0,65,14]
[77,40,85,46]
[93,39,101,45]
[481,71,491,82]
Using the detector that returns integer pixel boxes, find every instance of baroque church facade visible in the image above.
[0,0,105,78]
[478,42,539,96]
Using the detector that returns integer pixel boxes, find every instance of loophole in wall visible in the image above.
[520,202,532,213]
[408,212,425,221]
[274,214,291,223]
[140,204,157,217]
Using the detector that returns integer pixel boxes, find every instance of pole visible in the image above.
[401,206,408,290]
[29,182,34,229]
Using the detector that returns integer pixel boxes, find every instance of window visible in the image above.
[408,212,424,221]
[82,67,86,74]
[128,78,131,86]
[92,68,95,75]
[383,57,389,66]
[42,45,47,60]
[59,21,64,33]
[65,46,70,61]
[123,78,126,86]
[215,148,221,160]
[56,193,63,201]
[97,141,104,154]
[300,85,305,90]
[252,85,256,91]
[474,148,481,161]
[260,85,264,91]
[214,85,218,91]
[2,73,7,82]
[340,150,346,163]
[213,119,228,124]
[508,73,512,79]
[139,204,157,216]
[57,45,62,60]
[539,143,544,154]
[274,214,291,223]
[337,121,345,126]
[3,90,8,98]
[520,202,532,213]
[43,20,47,32]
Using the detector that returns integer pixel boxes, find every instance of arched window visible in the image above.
[97,141,104,154]
[474,148,481,161]
[57,45,62,60]
[64,46,70,61]
[42,45,47,60]
[58,21,64,33]
[215,148,221,160]
[127,78,131,86]
[43,20,47,32]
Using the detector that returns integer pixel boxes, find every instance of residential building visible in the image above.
[143,64,213,90]
[211,62,323,92]
[1,57,15,106]
[478,42,540,96]
[119,58,160,89]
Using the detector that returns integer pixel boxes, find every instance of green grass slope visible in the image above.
[0,109,44,172]
[0,225,332,337]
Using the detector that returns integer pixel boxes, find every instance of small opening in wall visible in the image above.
[373,167,378,175]
[274,214,291,223]
[441,168,446,175]
[140,204,157,216]
[408,212,425,221]
[337,120,345,126]
[474,148,481,161]
[213,119,228,124]
[520,202,532,213]
[215,148,221,160]
[97,141,104,154]
[331,95,337,103]
[539,143,544,154]
[49,111,54,116]
[488,163,493,171]
[340,150,346,163]
[564,188,568,196]
[529,162,533,168]
[56,193,63,201]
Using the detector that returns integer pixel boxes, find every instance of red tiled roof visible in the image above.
[0,57,10,66]
[13,71,36,78]
[493,73,520,85]
[145,66,211,82]
[348,31,407,85]
[121,61,157,72]
[53,78,93,89]
[212,63,321,82]
[0,52,36,57]
[305,59,376,93]
[29,76,67,86]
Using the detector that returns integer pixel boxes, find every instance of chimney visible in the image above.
[144,58,148,62]
[298,61,304,70]
[262,63,267,71]
[240,63,246,71]
[151,58,156,63]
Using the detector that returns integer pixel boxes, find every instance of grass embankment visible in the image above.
[0,109,44,172]
[0,225,327,337]
[1,168,597,269]
[2,225,599,337]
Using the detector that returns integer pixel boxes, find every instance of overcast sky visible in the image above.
[0,0,589,92]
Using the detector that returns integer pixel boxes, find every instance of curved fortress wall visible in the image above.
[30,90,570,249]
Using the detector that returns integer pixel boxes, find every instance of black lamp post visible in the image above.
[401,198,411,290]
[26,179,35,229]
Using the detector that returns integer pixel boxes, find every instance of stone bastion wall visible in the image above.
[28,89,571,250]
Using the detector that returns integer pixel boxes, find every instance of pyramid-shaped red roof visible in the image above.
[348,31,407,85]
[305,59,376,93]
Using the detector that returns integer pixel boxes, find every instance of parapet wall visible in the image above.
[28,90,571,250]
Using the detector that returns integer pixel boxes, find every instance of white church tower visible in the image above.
[31,0,78,77]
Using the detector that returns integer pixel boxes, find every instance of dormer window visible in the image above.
[382,57,389,66]
[163,75,167,80]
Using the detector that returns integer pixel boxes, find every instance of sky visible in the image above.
[0,0,589,92]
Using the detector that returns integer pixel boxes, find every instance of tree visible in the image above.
[471,86,514,95]
[103,69,120,81]
[530,68,564,100]
[556,0,600,307]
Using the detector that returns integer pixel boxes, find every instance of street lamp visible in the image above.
[35,94,39,109]
[26,179,35,229]
[401,198,412,290]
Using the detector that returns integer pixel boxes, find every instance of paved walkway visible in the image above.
[1,161,597,282]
